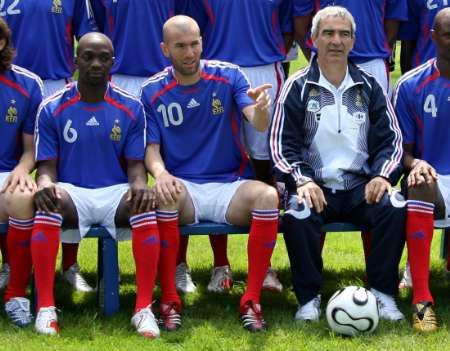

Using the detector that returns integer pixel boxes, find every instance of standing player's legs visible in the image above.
[356,58,390,96]
[2,183,35,327]
[110,74,148,97]
[42,78,71,98]
[114,191,161,339]
[225,180,279,331]
[31,188,78,335]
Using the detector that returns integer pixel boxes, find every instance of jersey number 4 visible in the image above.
[157,103,184,127]
[424,94,438,118]
[0,0,21,16]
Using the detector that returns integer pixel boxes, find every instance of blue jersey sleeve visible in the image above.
[141,89,161,145]
[293,0,314,16]
[394,82,416,145]
[124,105,146,160]
[73,0,98,38]
[24,79,44,135]
[233,68,255,112]
[35,105,59,161]
[385,0,408,21]
[280,0,294,34]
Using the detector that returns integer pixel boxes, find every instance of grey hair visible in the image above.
[311,6,356,37]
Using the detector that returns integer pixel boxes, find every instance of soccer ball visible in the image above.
[326,286,379,336]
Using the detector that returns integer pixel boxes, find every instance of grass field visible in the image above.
[2,49,450,351]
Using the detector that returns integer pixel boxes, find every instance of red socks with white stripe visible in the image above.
[4,217,33,301]
[240,210,278,311]
[130,212,160,312]
[31,211,62,309]
[157,210,181,311]
[406,200,434,304]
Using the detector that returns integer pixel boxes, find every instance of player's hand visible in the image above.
[0,166,36,194]
[365,176,391,204]
[247,83,272,114]
[34,182,61,212]
[407,159,438,187]
[297,181,327,213]
[155,170,183,206]
[126,183,155,214]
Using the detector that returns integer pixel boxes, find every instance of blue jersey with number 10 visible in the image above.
[394,58,450,175]
[142,60,255,184]
[35,83,146,188]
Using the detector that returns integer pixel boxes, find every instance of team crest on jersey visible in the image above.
[355,91,363,107]
[352,112,366,124]
[212,93,224,115]
[110,119,121,141]
[307,99,320,113]
[51,0,63,14]
[5,100,18,123]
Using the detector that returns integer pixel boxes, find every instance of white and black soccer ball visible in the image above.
[326,286,379,336]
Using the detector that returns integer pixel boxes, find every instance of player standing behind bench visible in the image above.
[0,18,44,327]
[142,15,279,332]
[30,33,161,338]
[2,0,99,293]
[393,7,450,332]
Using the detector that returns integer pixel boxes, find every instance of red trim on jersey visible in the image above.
[231,110,249,177]
[200,70,230,84]
[0,75,30,98]
[150,79,178,105]
[65,20,75,72]
[415,66,440,93]
[81,106,104,112]
[203,0,215,25]
[104,93,136,121]
[274,62,283,101]
[53,91,81,117]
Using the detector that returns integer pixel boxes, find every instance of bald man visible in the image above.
[142,15,279,332]
[394,7,450,333]
[28,32,161,338]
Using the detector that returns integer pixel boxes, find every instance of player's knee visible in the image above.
[4,188,35,217]
[255,185,279,209]
[407,182,437,203]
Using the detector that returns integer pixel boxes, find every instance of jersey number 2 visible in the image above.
[424,94,438,117]
[157,103,184,127]
[0,0,21,16]
[427,0,449,10]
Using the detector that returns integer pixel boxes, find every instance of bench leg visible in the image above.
[440,228,449,260]
[97,236,119,316]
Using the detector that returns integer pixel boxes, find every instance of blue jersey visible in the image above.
[394,58,450,175]
[398,0,450,68]
[35,83,145,188]
[294,0,408,62]
[91,0,177,77]
[182,0,293,67]
[2,0,97,80]
[141,60,255,183]
[0,65,43,172]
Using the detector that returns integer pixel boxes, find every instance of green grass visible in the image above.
[1,48,443,350]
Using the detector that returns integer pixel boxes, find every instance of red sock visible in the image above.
[209,234,230,267]
[130,212,160,312]
[157,210,181,311]
[176,235,188,265]
[361,231,372,264]
[406,200,434,304]
[4,218,33,301]
[61,243,79,271]
[31,212,62,309]
[240,210,278,311]
[0,233,8,264]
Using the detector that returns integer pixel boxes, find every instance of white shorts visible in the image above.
[435,174,450,228]
[111,74,148,97]
[284,42,299,62]
[240,62,285,160]
[58,182,130,243]
[43,78,71,98]
[181,179,248,224]
[356,58,390,96]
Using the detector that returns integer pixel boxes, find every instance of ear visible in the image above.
[0,38,6,52]
[160,41,170,58]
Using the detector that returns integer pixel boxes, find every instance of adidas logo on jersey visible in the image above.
[86,116,100,126]
[187,98,200,109]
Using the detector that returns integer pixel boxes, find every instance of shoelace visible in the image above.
[8,301,31,323]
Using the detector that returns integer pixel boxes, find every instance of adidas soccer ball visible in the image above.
[326,286,379,336]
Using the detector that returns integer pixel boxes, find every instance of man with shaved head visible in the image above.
[29,32,161,338]
[394,7,450,333]
[142,15,279,332]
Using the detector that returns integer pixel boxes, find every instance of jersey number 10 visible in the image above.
[157,103,184,127]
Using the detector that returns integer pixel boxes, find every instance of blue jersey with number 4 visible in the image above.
[35,83,146,188]
[141,60,255,183]
[394,58,450,174]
